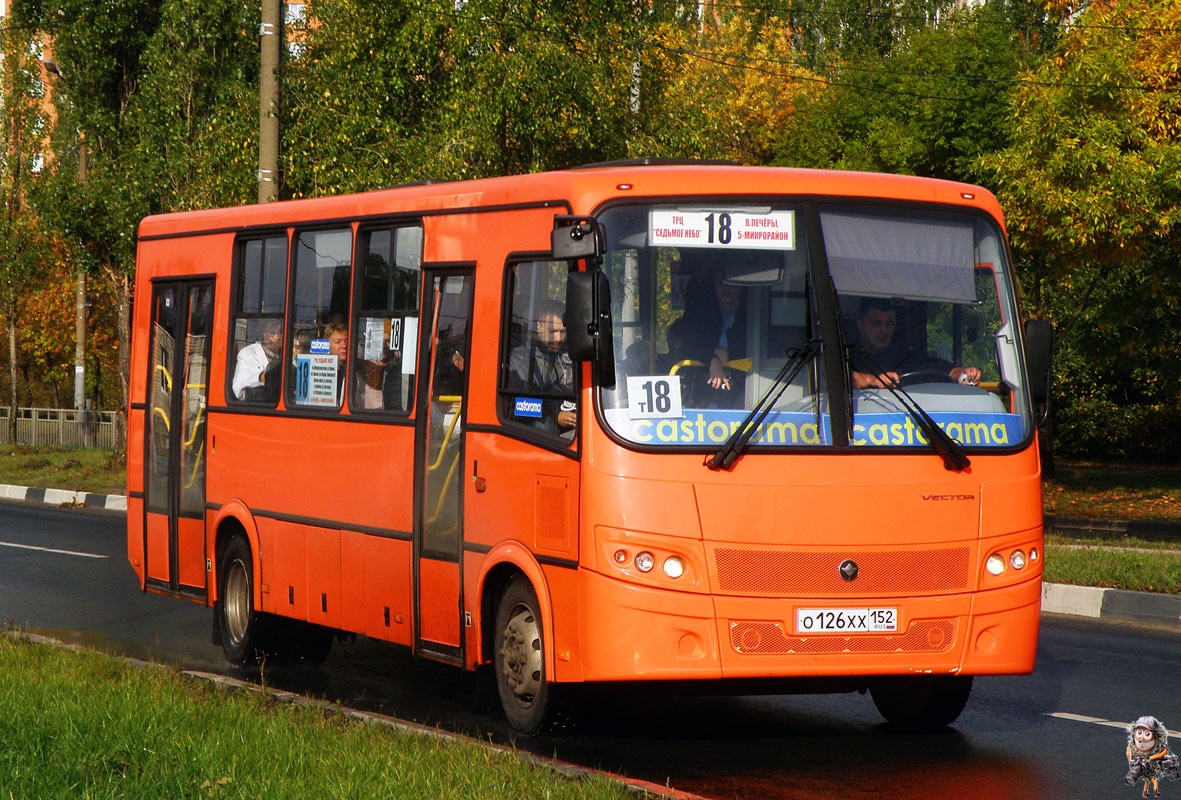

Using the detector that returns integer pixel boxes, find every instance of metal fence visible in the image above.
[0,407,120,450]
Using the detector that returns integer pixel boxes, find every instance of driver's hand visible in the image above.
[952,366,981,385]
[853,370,897,389]
[708,354,731,390]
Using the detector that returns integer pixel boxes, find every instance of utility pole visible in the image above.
[75,134,87,420]
[258,0,281,203]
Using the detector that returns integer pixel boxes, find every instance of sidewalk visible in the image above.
[0,482,126,511]
[5,482,1177,627]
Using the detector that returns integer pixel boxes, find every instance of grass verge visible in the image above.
[0,634,630,800]
[0,445,124,495]
[1043,541,1181,594]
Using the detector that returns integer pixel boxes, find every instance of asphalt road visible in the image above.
[1,498,1178,800]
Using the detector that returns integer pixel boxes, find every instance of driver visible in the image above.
[851,298,981,389]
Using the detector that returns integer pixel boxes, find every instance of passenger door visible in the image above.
[413,269,473,663]
[143,280,214,598]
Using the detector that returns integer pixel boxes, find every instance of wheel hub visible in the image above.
[499,605,541,700]
[224,558,250,645]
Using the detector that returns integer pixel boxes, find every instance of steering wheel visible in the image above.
[895,369,957,387]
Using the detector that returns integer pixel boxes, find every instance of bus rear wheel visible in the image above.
[216,535,287,667]
[870,675,973,729]
[494,576,556,734]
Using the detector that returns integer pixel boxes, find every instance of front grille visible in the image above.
[729,618,956,655]
[714,547,971,595]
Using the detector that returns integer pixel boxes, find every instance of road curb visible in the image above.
[1042,582,1181,627]
[0,483,127,512]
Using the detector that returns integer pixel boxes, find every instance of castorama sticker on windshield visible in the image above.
[649,209,795,250]
[604,408,1023,448]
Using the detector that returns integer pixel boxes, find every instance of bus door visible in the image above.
[413,269,474,662]
[143,279,214,598]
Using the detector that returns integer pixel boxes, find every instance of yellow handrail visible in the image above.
[669,357,753,376]
[426,448,462,528]
[428,398,463,473]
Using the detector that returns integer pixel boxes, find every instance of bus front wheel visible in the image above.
[870,675,973,729]
[493,576,556,734]
[215,535,285,667]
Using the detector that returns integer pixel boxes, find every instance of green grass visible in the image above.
[1043,543,1181,595]
[0,445,125,495]
[0,634,630,800]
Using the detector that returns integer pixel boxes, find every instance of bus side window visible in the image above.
[288,228,353,410]
[228,235,287,405]
[351,224,422,414]
[498,260,576,442]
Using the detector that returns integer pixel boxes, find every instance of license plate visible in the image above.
[795,607,898,634]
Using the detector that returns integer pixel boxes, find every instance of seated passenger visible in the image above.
[325,322,348,406]
[850,298,981,389]
[232,319,282,401]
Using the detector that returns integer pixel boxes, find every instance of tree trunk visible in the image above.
[102,262,131,454]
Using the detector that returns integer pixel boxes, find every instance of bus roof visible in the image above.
[137,164,1004,240]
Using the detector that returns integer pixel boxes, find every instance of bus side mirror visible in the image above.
[1023,318,1054,409]
[565,271,616,389]
[552,216,602,260]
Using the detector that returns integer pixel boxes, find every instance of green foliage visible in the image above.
[981,0,1181,272]
[772,3,1055,179]
[283,0,645,195]
[26,0,259,277]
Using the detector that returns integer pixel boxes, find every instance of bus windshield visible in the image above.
[597,201,1032,452]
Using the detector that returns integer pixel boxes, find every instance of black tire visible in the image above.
[870,675,973,729]
[493,576,557,734]
[215,535,288,666]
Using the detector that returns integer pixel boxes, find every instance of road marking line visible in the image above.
[0,540,108,559]
[1048,712,1177,736]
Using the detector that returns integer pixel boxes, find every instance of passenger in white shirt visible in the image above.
[232,319,283,400]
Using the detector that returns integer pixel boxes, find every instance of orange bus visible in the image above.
[128,161,1053,733]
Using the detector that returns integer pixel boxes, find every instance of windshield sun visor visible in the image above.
[822,209,977,305]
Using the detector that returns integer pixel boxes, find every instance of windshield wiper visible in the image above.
[705,341,820,471]
[851,348,970,471]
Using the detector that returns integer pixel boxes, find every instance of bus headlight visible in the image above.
[1010,550,1027,570]
[663,556,685,579]
[985,553,1006,576]
[635,551,655,573]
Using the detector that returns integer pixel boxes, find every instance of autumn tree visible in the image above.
[770,2,1060,179]
[282,0,649,194]
[0,14,53,439]
[980,0,1181,459]
[19,0,260,445]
